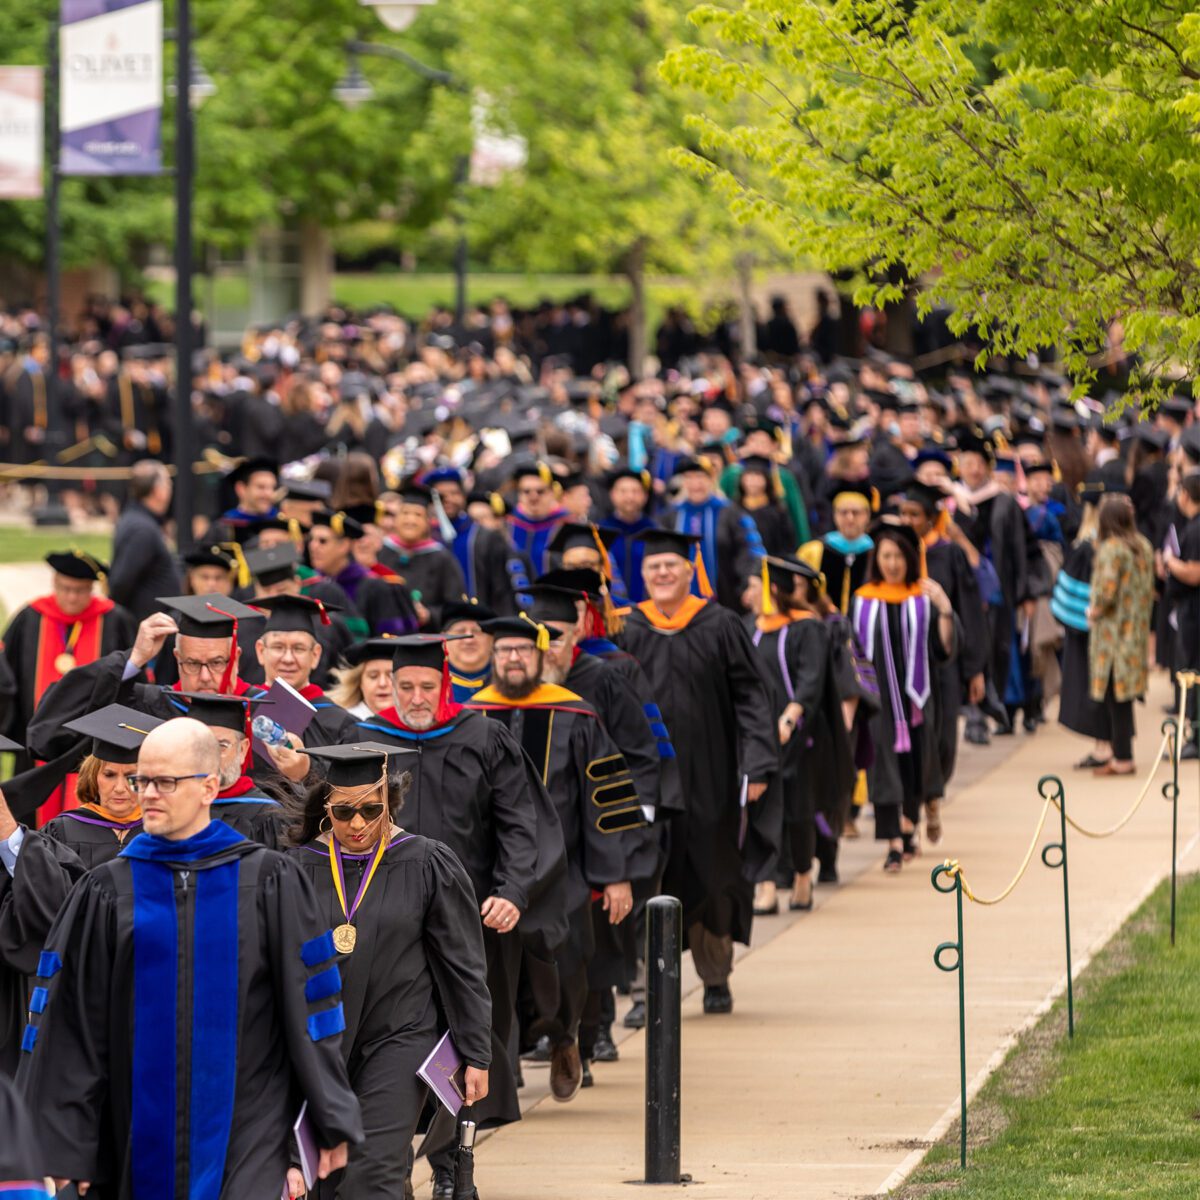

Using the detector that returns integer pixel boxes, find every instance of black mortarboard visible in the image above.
[1181,425,1200,461]
[342,637,402,668]
[183,545,236,572]
[1078,475,1127,505]
[159,594,267,639]
[548,522,619,556]
[510,461,556,487]
[829,479,880,511]
[1013,429,1046,449]
[1134,425,1170,450]
[176,692,272,733]
[440,598,499,630]
[306,741,415,788]
[764,555,821,589]
[740,413,781,437]
[388,633,468,672]
[900,480,947,515]
[310,510,366,540]
[672,457,710,477]
[524,584,583,625]
[45,549,108,581]
[605,465,652,491]
[533,567,606,600]
[245,544,300,587]
[1024,462,1054,477]
[1049,408,1079,434]
[479,615,563,644]
[631,529,703,558]
[341,502,387,528]
[870,520,922,557]
[397,482,433,507]
[1162,397,1193,423]
[467,489,508,516]
[225,456,278,489]
[251,594,338,637]
[63,703,164,765]
[237,516,307,542]
[956,428,995,463]
[279,478,332,503]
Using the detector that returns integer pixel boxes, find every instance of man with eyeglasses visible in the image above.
[351,633,565,1200]
[507,462,569,576]
[28,595,268,770]
[619,529,779,1016]
[469,616,645,1105]
[19,718,364,1197]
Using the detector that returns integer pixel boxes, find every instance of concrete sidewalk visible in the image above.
[431,674,1195,1200]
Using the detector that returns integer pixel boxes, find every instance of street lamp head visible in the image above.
[166,50,217,109]
[334,55,375,109]
[360,0,438,32]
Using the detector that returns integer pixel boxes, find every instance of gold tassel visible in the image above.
[591,525,614,582]
[518,612,550,652]
[692,547,714,600]
[288,518,304,545]
[220,541,251,588]
[332,512,345,537]
[489,493,505,516]
[761,557,775,615]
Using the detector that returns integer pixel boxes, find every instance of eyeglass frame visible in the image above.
[127,773,213,795]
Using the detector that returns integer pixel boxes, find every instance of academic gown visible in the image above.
[289,834,492,1199]
[0,1070,47,1185]
[378,542,466,628]
[0,831,85,1077]
[18,823,364,1198]
[1054,540,1108,740]
[618,601,779,946]
[212,777,285,849]
[752,617,854,847]
[925,537,988,788]
[346,705,565,1155]
[802,536,873,617]
[446,517,522,616]
[598,514,657,605]
[41,809,143,871]
[507,510,568,576]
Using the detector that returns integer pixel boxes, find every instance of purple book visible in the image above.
[417,1030,466,1116]
[281,1102,319,1199]
[253,678,318,764]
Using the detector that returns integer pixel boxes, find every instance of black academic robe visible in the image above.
[753,617,854,835]
[619,601,780,945]
[212,779,285,849]
[806,538,872,617]
[377,543,467,629]
[2,600,136,779]
[925,537,988,788]
[0,1070,46,1182]
[0,831,85,1077]
[41,809,142,871]
[288,834,491,1198]
[18,827,363,1197]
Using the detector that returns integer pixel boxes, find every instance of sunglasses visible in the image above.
[328,802,386,823]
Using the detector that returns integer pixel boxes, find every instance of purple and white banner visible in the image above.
[60,0,162,176]
[0,67,43,199]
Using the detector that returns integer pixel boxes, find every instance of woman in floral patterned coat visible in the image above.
[1087,494,1155,777]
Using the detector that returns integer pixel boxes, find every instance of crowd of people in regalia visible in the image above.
[0,287,1190,1197]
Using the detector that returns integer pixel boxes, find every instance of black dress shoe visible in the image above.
[520,1034,551,1063]
[817,864,839,884]
[1022,715,1038,734]
[623,1000,646,1029]
[1182,741,1200,761]
[592,1026,619,1062]
[964,722,990,746]
[432,1167,455,1200]
[703,984,733,1014]
[581,1059,594,1088]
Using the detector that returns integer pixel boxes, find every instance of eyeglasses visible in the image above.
[178,657,230,675]
[518,486,548,498]
[128,773,210,794]
[260,641,313,658]
[495,643,537,658]
[328,802,386,823]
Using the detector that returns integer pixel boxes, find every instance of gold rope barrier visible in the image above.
[0,460,225,480]
[1055,729,1173,839]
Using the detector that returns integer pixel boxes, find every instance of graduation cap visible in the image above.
[763,554,822,592]
[956,428,995,463]
[424,466,466,487]
[244,543,300,588]
[1161,397,1193,423]
[1077,476,1128,505]
[397,482,433,507]
[605,465,652,491]
[305,741,415,789]
[158,594,267,639]
[631,528,701,558]
[870,519,922,558]
[479,615,562,649]
[899,480,947,516]
[1049,408,1080,434]
[237,515,308,544]
[251,593,338,637]
[440,598,499,630]
[525,584,584,626]
[548,522,619,556]
[225,456,278,490]
[1181,424,1200,462]
[63,703,164,765]
[341,501,387,528]
[829,480,880,511]
[342,637,403,668]
[671,456,711,477]
[310,510,366,540]
[388,633,469,672]
[510,461,557,487]
[1133,424,1170,451]
[183,545,237,573]
[175,692,272,733]
[534,566,606,600]
[1024,462,1054,477]
[278,478,332,503]
[467,489,508,516]
[45,549,108,582]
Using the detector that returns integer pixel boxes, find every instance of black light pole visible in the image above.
[452,152,468,324]
[172,0,195,550]
[35,16,69,526]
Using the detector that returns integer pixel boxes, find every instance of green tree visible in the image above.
[0,0,456,283]
[661,0,1200,400]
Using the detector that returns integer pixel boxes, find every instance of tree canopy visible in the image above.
[661,0,1200,400]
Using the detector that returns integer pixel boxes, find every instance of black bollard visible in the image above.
[644,895,682,1184]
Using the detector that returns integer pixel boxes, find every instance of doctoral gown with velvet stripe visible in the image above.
[16,835,363,1198]
[618,601,780,946]
[289,834,493,1197]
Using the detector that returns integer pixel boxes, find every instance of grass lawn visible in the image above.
[896,875,1200,1199]
[0,526,111,565]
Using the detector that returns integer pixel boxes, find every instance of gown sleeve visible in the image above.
[784,621,829,718]
[422,841,493,1071]
[0,830,86,976]
[260,854,365,1150]
[17,870,119,1186]
[575,716,645,888]
[718,610,780,784]
[482,723,541,913]
[596,667,662,813]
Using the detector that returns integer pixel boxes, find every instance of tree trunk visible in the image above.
[735,251,757,361]
[624,238,648,380]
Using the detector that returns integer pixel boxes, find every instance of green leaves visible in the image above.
[664,0,1200,401]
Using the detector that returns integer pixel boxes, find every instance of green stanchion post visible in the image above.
[1037,775,1073,1038]
[932,862,967,1169]
[1163,717,1181,948]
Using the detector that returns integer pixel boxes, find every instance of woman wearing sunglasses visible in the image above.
[286,742,492,1200]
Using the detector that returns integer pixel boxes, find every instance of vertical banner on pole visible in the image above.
[0,67,44,199]
[59,0,162,176]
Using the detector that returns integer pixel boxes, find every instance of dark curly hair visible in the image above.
[285,770,413,848]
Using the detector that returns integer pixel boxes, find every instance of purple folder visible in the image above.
[417,1030,466,1116]
[280,1101,319,1199]
[253,678,318,764]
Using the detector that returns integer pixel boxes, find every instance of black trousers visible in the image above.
[1103,679,1135,761]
